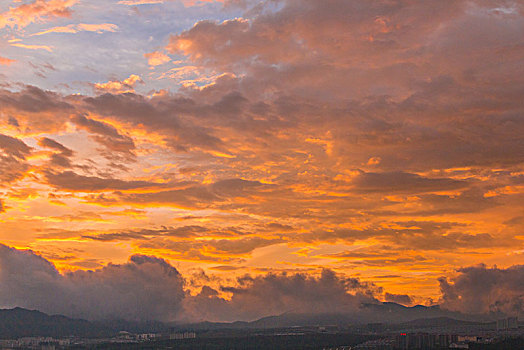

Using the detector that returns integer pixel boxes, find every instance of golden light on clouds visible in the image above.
[0,0,522,323]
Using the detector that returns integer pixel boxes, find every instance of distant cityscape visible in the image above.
[0,314,521,349]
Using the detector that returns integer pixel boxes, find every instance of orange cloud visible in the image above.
[10,42,54,52]
[0,56,15,65]
[94,74,143,93]
[31,23,118,36]
[144,51,171,66]
[0,0,523,315]
[0,0,77,29]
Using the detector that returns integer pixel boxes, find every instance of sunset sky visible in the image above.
[0,0,523,322]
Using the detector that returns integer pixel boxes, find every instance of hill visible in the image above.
[0,307,108,339]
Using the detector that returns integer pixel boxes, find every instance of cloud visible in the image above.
[144,51,171,66]
[118,0,164,5]
[94,74,143,94]
[71,114,136,157]
[0,0,522,312]
[0,0,77,29]
[350,171,469,194]
[38,137,74,167]
[1,244,523,322]
[0,85,72,114]
[39,137,73,156]
[0,134,32,184]
[0,244,185,321]
[44,170,166,192]
[0,134,32,159]
[0,244,378,322]
[439,264,524,316]
[0,56,16,65]
[10,43,54,52]
[184,269,379,322]
[384,293,413,306]
[87,178,270,209]
[31,23,118,36]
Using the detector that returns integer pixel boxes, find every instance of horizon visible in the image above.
[0,0,523,325]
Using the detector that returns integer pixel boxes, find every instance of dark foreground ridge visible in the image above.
[0,307,108,339]
[0,307,522,349]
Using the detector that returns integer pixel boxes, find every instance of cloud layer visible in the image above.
[1,244,521,322]
[0,0,522,313]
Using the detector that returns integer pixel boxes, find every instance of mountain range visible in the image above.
[0,303,501,339]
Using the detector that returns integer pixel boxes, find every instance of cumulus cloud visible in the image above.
[0,0,522,313]
[384,293,413,306]
[44,170,166,192]
[71,114,136,157]
[439,264,524,316]
[38,137,74,167]
[0,244,378,322]
[184,269,379,322]
[0,244,185,321]
[1,244,523,322]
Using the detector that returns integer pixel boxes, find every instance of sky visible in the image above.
[0,0,523,322]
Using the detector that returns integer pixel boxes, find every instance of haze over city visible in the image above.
[0,0,523,327]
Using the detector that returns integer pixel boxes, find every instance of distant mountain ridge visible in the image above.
[0,307,108,339]
[182,303,500,330]
[0,303,501,338]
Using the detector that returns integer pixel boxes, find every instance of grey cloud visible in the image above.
[44,170,166,192]
[384,293,413,306]
[0,244,185,322]
[1,245,521,323]
[0,134,32,184]
[39,137,73,156]
[351,171,469,193]
[137,236,284,262]
[72,114,135,157]
[439,264,524,316]
[183,269,379,322]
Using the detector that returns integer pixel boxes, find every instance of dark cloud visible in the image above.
[0,245,380,322]
[439,264,524,316]
[39,137,74,167]
[137,236,284,262]
[0,134,32,184]
[72,114,135,157]
[44,170,167,192]
[0,134,32,159]
[351,171,469,194]
[81,225,213,242]
[184,269,380,322]
[82,93,224,152]
[92,178,271,209]
[39,137,73,156]
[384,293,413,306]
[1,245,522,322]
[0,244,185,321]
[0,86,72,114]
